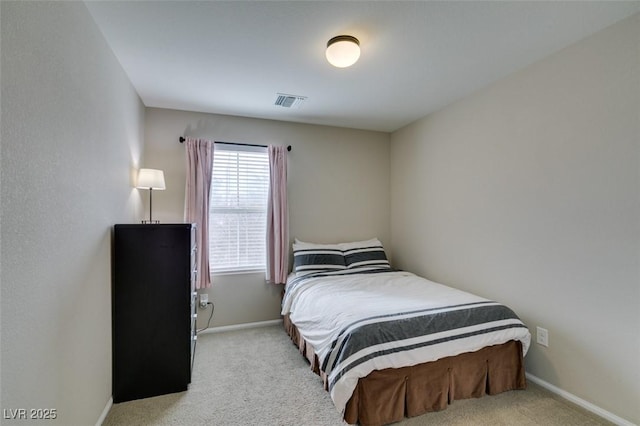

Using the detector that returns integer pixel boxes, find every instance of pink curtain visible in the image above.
[266,145,289,284]
[184,137,213,289]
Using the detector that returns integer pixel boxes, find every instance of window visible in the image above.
[209,144,269,273]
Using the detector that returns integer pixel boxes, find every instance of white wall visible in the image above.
[390,14,639,424]
[144,107,390,327]
[1,2,145,424]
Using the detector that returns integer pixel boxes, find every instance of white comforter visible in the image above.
[281,269,531,415]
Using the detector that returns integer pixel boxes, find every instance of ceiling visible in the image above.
[85,1,639,133]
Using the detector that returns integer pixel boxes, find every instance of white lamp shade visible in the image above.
[136,168,166,190]
[326,35,360,68]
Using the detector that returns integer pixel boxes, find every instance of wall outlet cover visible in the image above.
[199,294,208,307]
[536,326,549,347]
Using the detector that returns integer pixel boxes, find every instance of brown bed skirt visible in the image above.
[283,314,526,426]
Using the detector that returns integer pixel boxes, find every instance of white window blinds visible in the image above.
[209,144,269,273]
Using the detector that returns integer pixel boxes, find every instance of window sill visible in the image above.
[211,268,265,277]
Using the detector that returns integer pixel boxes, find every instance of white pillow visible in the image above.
[293,238,342,251]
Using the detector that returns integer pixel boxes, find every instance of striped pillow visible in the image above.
[340,238,391,269]
[293,240,346,276]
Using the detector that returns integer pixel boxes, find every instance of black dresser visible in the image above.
[112,224,197,403]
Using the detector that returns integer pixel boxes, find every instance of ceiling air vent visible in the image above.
[274,93,306,108]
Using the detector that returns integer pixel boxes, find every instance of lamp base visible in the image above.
[141,220,160,224]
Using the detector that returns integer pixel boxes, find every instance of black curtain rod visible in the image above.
[179,137,291,152]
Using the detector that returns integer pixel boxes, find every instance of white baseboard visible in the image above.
[198,319,283,335]
[96,396,112,426]
[525,373,635,426]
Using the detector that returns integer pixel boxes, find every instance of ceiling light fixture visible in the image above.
[326,35,360,68]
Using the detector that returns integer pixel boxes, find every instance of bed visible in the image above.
[282,238,531,426]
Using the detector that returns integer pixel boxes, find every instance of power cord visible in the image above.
[192,301,214,372]
[197,301,214,334]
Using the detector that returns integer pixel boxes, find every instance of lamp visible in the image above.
[136,168,165,223]
[326,35,360,68]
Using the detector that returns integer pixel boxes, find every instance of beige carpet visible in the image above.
[104,325,611,426]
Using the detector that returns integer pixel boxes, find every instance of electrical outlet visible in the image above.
[199,294,208,309]
[536,326,549,347]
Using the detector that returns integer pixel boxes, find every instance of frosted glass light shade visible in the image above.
[326,35,360,68]
[136,168,166,190]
